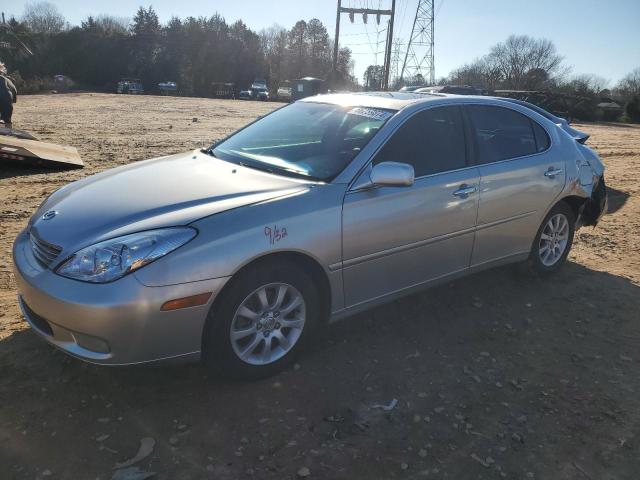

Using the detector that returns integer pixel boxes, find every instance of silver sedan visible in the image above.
[13,92,607,378]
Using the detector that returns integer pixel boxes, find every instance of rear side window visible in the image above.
[467,105,537,164]
[531,120,550,152]
[374,106,467,177]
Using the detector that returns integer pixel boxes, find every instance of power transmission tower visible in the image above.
[333,0,396,89]
[389,37,403,88]
[400,0,434,86]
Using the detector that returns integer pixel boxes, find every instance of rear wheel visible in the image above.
[203,261,320,379]
[528,202,576,275]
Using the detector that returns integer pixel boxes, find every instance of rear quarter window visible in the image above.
[531,120,551,152]
[467,105,537,164]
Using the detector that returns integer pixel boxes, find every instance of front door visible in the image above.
[342,105,480,307]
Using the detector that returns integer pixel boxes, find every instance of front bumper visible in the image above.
[12,229,230,365]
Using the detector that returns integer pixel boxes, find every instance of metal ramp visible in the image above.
[0,129,83,169]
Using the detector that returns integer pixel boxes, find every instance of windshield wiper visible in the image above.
[240,161,325,182]
[238,161,277,175]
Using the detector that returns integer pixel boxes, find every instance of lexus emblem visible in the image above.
[42,210,58,221]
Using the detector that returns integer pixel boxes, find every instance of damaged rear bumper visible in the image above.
[578,176,608,227]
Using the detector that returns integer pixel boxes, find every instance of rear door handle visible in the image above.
[452,184,477,197]
[544,167,564,178]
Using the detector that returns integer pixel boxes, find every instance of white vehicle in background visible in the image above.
[251,78,267,90]
[277,86,292,102]
[158,81,177,95]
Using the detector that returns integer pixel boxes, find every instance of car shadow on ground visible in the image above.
[1,261,639,479]
[1,261,638,391]
[606,186,630,214]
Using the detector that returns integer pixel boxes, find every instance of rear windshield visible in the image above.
[212,102,394,181]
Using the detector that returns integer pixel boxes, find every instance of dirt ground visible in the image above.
[1,93,639,480]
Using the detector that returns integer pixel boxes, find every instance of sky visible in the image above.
[2,0,639,86]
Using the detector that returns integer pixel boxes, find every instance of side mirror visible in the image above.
[370,161,415,187]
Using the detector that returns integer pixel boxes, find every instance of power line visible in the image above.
[332,0,396,88]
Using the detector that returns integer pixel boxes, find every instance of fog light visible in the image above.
[72,331,110,353]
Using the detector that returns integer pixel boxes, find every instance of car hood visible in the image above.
[29,150,308,252]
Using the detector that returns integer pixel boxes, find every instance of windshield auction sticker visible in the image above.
[347,107,394,121]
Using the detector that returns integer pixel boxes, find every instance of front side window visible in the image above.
[374,106,467,177]
[212,102,393,181]
[467,105,537,164]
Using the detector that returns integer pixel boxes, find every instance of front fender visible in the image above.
[133,184,346,287]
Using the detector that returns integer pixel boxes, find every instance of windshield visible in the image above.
[211,102,394,181]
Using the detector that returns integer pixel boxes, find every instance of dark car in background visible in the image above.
[239,87,269,101]
[116,78,144,94]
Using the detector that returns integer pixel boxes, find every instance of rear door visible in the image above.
[341,105,480,307]
[466,104,565,267]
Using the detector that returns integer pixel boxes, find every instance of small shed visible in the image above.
[291,77,327,101]
[596,100,623,121]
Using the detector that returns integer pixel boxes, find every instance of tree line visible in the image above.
[1,3,356,96]
[443,35,639,121]
[1,2,639,121]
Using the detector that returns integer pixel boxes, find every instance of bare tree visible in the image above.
[488,35,564,89]
[22,1,66,34]
[446,35,566,90]
[95,15,130,35]
[81,15,129,35]
[449,58,501,89]
[615,67,640,100]
[259,25,288,87]
[565,74,610,96]
[363,65,385,90]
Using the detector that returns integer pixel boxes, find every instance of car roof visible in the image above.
[300,91,559,122]
[301,91,444,110]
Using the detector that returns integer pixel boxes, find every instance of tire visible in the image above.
[203,260,320,380]
[527,201,576,275]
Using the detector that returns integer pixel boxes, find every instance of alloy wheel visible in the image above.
[539,213,570,267]
[230,282,306,365]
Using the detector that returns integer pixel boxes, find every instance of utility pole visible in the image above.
[333,1,395,90]
[400,0,435,86]
[332,0,342,75]
[382,0,396,90]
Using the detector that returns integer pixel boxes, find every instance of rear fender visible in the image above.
[578,177,607,227]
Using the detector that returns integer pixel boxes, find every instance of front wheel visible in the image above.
[203,262,320,379]
[527,202,576,275]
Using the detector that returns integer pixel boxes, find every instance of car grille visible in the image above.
[29,232,62,268]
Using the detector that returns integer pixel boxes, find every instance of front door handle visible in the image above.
[452,184,477,197]
[544,167,564,178]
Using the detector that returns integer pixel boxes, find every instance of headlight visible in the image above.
[56,227,197,283]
